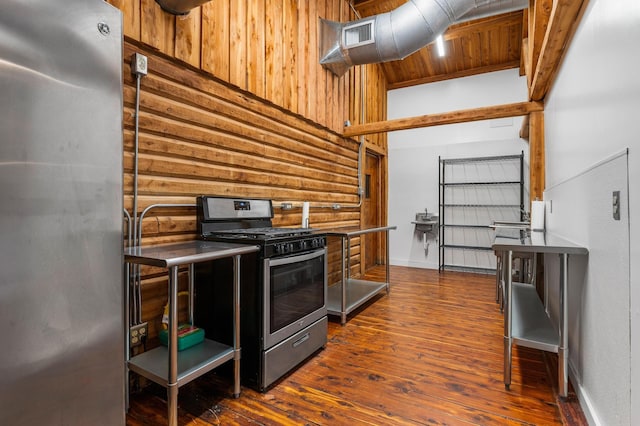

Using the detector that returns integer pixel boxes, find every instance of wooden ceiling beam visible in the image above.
[343,101,544,137]
[528,0,552,88]
[529,0,589,101]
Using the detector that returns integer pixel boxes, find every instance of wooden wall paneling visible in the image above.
[140,0,175,55]
[316,0,328,129]
[323,0,333,132]
[126,130,357,192]
[122,42,360,203]
[135,42,357,156]
[507,15,522,63]
[106,0,141,40]
[330,0,344,132]
[297,0,309,118]
[201,1,230,81]
[248,0,266,98]
[174,8,201,68]
[112,0,369,137]
[351,65,362,126]
[283,0,298,113]
[125,78,358,171]
[265,0,284,107]
[307,0,318,122]
[340,2,351,133]
[230,0,248,90]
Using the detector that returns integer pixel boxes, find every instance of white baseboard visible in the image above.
[390,258,439,270]
[569,360,601,425]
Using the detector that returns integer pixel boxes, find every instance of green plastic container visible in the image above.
[158,324,205,351]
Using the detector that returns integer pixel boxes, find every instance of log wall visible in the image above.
[106,0,387,139]
[104,0,388,344]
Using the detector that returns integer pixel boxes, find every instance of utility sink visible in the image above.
[412,212,438,232]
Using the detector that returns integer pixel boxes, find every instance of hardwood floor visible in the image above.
[127,266,587,425]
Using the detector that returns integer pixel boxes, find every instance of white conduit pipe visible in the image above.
[320,0,528,76]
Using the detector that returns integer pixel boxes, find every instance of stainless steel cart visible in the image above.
[125,241,258,426]
[324,226,396,325]
[493,229,587,398]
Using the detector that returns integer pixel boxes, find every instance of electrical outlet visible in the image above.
[613,190,620,220]
[130,322,148,347]
[131,52,148,76]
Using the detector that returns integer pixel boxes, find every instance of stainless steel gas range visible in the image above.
[194,196,327,391]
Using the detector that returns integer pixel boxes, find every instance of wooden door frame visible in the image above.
[360,145,388,275]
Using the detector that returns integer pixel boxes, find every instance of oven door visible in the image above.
[263,247,327,349]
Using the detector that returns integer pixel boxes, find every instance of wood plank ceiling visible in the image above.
[352,0,525,90]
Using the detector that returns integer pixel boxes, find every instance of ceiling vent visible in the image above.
[344,20,375,48]
[320,0,528,77]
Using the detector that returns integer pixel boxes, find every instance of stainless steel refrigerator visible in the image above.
[0,0,125,424]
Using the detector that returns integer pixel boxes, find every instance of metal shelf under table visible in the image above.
[323,225,396,325]
[493,230,587,398]
[125,240,259,426]
[511,282,558,352]
[327,278,388,318]
[128,338,234,388]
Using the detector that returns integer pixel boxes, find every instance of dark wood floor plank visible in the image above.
[127,266,585,426]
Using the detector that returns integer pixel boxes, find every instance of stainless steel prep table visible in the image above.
[125,241,259,426]
[323,226,396,324]
[492,229,587,398]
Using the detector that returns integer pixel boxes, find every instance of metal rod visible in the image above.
[133,203,196,325]
[520,150,524,220]
[132,71,142,324]
[341,237,347,325]
[123,209,132,410]
[559,253,569,397]
[132,72,141,248]
[503,250,513,389]
[123,209,136,326]
[188,264,194,325]
[167,266,179,426]
[385,229,390,294]
[232,255,241,398]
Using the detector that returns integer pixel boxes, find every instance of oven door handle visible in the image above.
[292,333,310,348]
[267,248,325,267]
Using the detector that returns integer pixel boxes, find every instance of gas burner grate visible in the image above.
[208,227,314,239]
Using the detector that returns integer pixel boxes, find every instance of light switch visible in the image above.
[613,190,620,220]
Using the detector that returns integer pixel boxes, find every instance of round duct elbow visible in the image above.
[319,0,528,77]
[155,0,212,15]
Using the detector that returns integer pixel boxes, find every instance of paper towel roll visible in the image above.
[301,201,310,228]
[530,200,545,231]
[530,229,546,246]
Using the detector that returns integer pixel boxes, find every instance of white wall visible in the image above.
[543,0,640,424]
[388,2,640,422]
[388,69,528,269]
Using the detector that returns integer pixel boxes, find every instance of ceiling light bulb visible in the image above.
[436,34,445,57]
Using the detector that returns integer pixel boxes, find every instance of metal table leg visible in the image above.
[385,229,390,294]
[232,255,241,398]
[503,250,513,390]
[167,265,179,426]
[340,237,347,325]
[558,253,569,397]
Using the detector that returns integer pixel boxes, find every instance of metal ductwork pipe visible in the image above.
[155,0,213,15]
[320,0,528,76]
